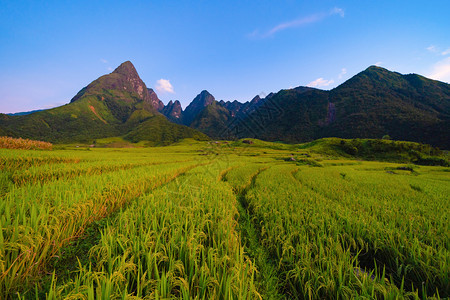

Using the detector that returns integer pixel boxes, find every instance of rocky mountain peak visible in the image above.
[161,99,183,123]
[182,90,216,125]
[69,61,158,113]
[147,88,165,111]
[112,61,139,78]
[250,95,261,104]
[195,90,215,106]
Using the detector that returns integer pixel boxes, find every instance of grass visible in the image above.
[0,140,448,299]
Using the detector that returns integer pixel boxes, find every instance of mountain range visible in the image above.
[1,61,449,149]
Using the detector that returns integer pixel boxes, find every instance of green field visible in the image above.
[0,139,449,299]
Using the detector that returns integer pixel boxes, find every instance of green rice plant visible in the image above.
[0,150,202,295]
[242,164,424,298]
[1,144,448,299]
[36,161,260,299]
[291,162,449,297]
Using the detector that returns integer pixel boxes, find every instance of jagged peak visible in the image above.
[112,61,139,77]
[250,95,261,103]
[191,90,215,105]
[200,90,212,95]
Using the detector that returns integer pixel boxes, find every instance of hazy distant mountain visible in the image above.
[0,61,208,144]
[7,109,44,116]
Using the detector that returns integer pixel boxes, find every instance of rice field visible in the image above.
[0,136,53,150]
[0,141,448,299]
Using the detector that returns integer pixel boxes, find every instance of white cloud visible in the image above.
[107,67,113,71]
[338,68,347,79]
[427,57,450,83]
[251,7,344,38]
[100,58,108,63]
[442,48,450,56]
[330,7,345,17]
[426,45,437,53]
[307,78,334,88]
[374,61,383,66]
[155,79,175,94]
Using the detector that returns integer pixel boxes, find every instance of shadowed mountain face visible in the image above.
[183,66,449,149]
[0,61,208,144]
[190,102,231,139]
[182,90,215,126]
[228,66,449,148]
[323,66,450,147]
[148,88,165,112]
[162,100,183,124]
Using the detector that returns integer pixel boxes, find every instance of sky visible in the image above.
[1,0,450,113]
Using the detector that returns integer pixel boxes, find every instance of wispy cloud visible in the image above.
[427,57,450,83]
[442,48,450,56]
[426,45,450,56]
[249,7,344,38]
[100,58,108,63]
[338,68,347,79]
[156,79,175,94]
[374,61,383,66]
[426,45,437,53]
[307,78,334,88]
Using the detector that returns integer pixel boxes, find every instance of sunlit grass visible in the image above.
[0,142,448,299]
[0,136,53,150]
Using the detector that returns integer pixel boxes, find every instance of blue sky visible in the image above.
[1,0,449,113]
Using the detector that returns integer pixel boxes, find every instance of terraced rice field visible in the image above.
[0,142,448,299]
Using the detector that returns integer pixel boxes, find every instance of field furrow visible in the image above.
[1,161,203,295]
[0,143,448,299]
[225,164,285,299]
[27,161,261,299]
[291,165,449,296]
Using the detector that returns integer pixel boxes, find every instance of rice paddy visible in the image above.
[0,140,448,299]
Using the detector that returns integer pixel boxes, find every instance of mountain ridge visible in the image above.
[1,63,448,148]
[0,61,208,144]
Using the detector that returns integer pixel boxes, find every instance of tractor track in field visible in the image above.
[16,162,210,297]
[225,166,286,299]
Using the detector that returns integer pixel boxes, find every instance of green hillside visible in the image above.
[190,101,231,138]
[0,97,122,143]
[224,66,450,149]
[125,115,209,145]
[0,61,208,145]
